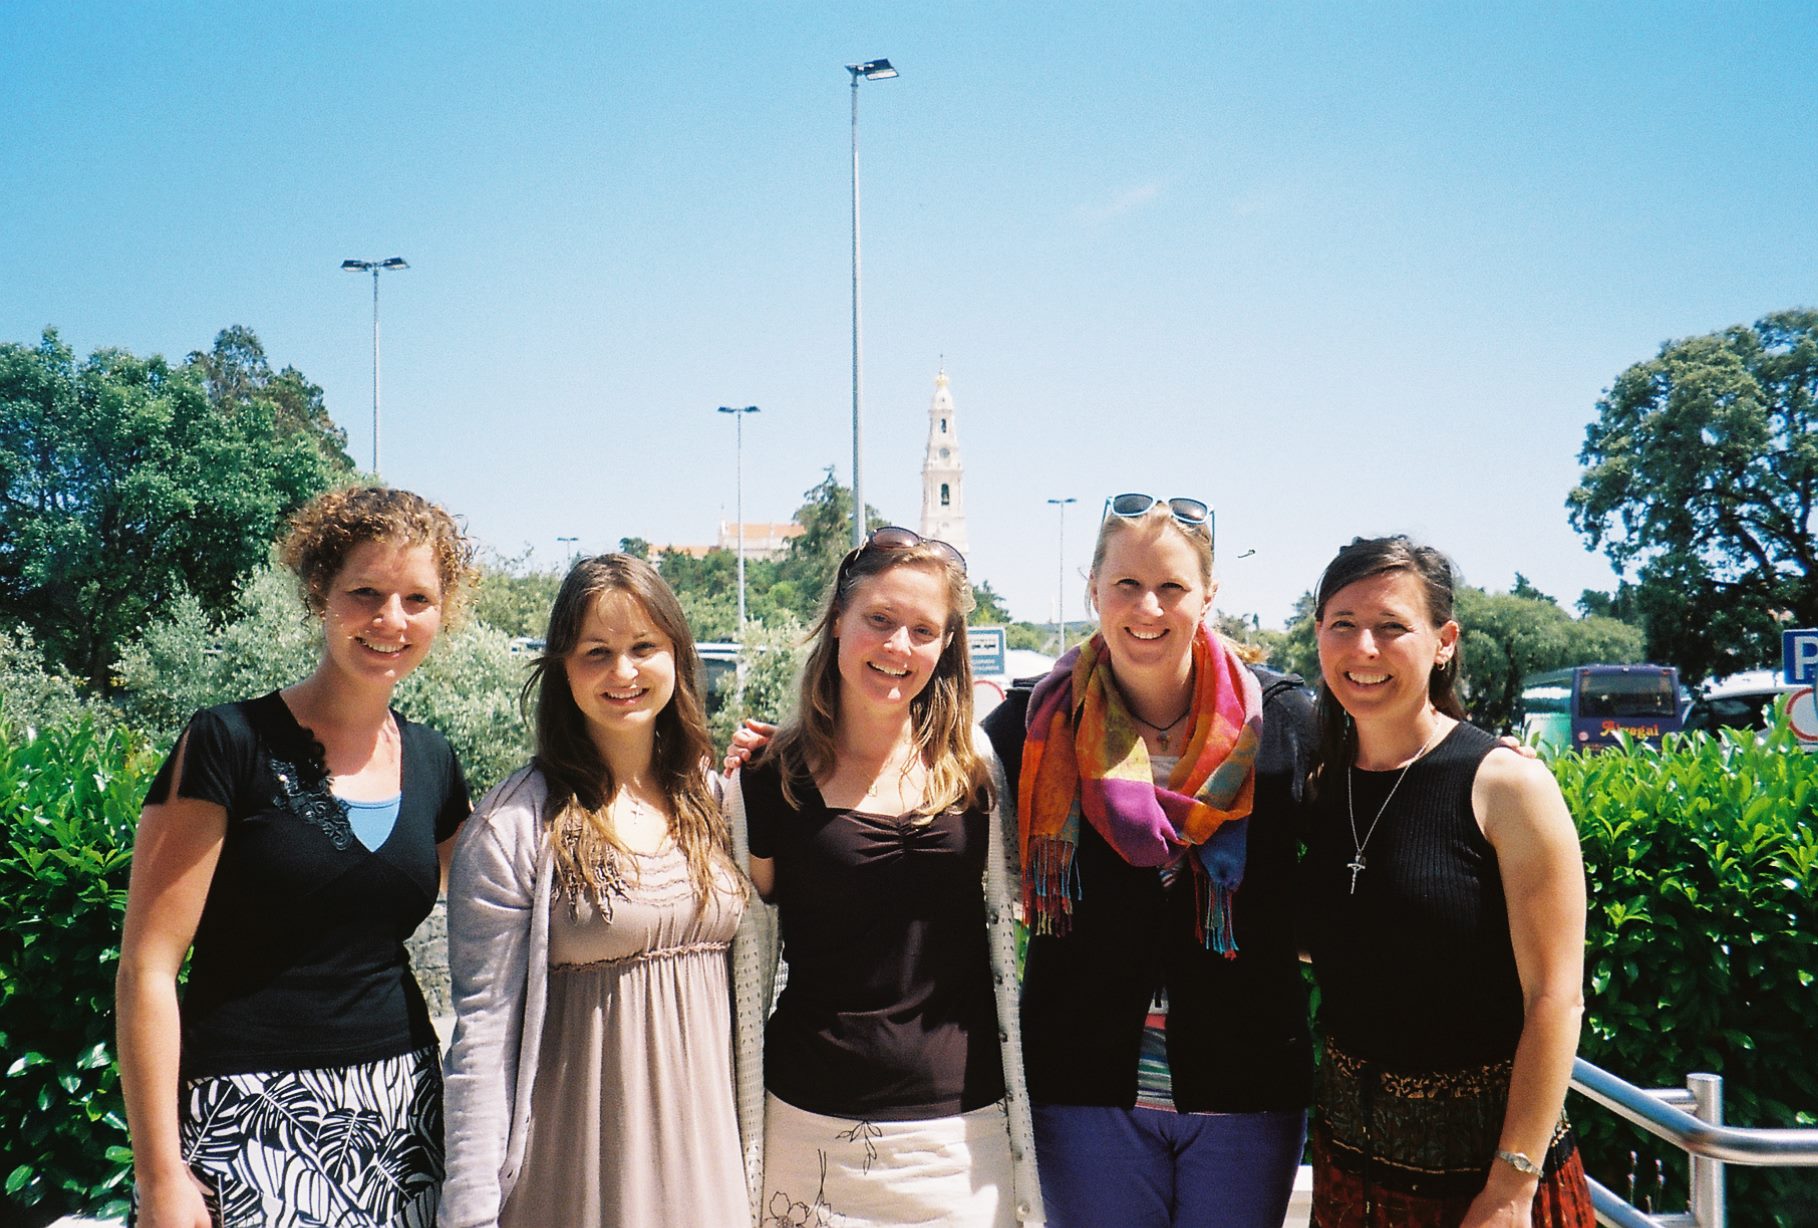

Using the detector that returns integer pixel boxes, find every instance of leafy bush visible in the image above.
[116,564,532,796]
[0,715,154,1223]
[0,626,109,737]
[1559,708,1818,1226]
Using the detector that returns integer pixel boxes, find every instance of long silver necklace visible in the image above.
[1345,720,1447,895]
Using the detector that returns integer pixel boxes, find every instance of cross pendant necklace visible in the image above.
[1344,720,1447,895]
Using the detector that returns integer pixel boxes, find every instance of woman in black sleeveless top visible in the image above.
[1301,536,1595,1228]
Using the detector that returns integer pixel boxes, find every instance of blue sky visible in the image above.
[7,2,1815,630]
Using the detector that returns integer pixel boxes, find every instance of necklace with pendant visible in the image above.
[1344,720,1447,895]
[1130,701,1193,751]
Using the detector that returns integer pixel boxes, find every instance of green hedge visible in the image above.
[0,711,153,1223]
[1559,708,1818,1227]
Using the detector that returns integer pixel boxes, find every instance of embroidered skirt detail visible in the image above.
[133,1045,442,1228]
[1311,1039,1595,1228]
[760,1092,1016,1228]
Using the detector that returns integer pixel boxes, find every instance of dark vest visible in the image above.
[982,666,1315,1113]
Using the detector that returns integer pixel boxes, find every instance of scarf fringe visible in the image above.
[1024,838,1082,937]
[1194,865,1239,959]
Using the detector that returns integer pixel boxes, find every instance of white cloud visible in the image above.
[1076,182,1163,223]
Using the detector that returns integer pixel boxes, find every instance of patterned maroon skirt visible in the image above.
[1311,1039,1596,1228]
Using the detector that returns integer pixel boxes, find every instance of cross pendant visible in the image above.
[1347,856,1366,894]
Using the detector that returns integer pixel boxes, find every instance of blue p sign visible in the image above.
[1785,629,1818,685]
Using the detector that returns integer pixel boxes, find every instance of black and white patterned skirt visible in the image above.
[133,1045,443,1228]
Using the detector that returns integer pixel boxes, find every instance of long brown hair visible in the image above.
[522,554,735,902]
[769,541,990,816]
[1307,535,1466,801]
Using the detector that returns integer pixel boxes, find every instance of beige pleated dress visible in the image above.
[500,843,747,1228]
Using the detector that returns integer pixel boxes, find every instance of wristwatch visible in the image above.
[1495,1149,1542,1177]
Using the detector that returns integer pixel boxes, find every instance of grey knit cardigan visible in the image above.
[437,766,774,1227]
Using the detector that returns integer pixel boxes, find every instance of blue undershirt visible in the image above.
[339,793,403,853]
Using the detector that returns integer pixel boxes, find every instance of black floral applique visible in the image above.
[269,744,355,851]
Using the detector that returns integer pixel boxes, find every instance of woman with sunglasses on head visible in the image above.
[439,554,757,1228]
[1301,537,1593,1228]
[117,485,476,1228]
[729,526,1042,1227]
[979,493,1314,1228]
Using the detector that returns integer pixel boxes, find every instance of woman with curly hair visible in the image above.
[440,553,755,1228]
[731,527,1042,1227]
[118,485,477,1228]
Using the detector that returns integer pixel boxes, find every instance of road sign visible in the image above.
[968,626,1007,677]
[1784,629,1818,685]
[1788,687,1818,747]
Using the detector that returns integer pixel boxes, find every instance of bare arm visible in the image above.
[747,854,775,901]
[115,734,224,1228]
[1462,750,1588,1228]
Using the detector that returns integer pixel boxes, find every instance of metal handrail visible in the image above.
[1572,1059,1818,1165]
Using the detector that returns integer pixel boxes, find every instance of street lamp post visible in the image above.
[555,536,578,566]
[340,257,409,475]
[719,405,761,706]
[1047,497,1076,654]
[846,57,898,547]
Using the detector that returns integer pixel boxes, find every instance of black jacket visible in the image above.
[981,665,1314,1113]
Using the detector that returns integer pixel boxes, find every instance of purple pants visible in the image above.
[1032,1102,1307,1228]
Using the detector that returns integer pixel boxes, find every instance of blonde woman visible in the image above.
[730,527,1042,1226]
[981,495,1311,1228]
[118,486,476,1228]
[440,554,755,1228]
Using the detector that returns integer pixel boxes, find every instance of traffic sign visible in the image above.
[1788,687,1818,747]
[968,626,1007,677]
[1784,629,1818,685]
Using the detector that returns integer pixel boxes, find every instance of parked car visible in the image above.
[1683,669,1816,750]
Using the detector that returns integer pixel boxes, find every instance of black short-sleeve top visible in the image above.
[741,756,1005,1121]
[145,691,470,1078]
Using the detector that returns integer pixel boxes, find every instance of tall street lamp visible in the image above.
[340,257,409,475]
[719,405,761,705]
[847,57,898,547]
[555,536,578,566]
[1047,497,1076,654]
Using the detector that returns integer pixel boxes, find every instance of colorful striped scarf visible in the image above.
[1019,623,1263,955]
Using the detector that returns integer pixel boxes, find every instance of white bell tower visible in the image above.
[919,367,968,555]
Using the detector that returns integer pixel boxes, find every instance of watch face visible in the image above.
[1498,1150,1541,1176]
[939,447,950,459]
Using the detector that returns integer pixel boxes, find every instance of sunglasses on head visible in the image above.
[1103,493,1214,534]
[837,526,967,587]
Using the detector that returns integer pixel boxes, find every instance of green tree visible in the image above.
[1568,310,1818,681]
[186,325,354,470]
[115,564,532,793]
[1268,586,1644,729]
[971,579,1014,625]
[771,468,883,619]
[0,330,345,690]
[0,624,102,734]
[470,554,563,640]
[1455,587,1645,731]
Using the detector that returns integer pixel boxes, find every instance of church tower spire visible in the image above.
[919,365,968,555]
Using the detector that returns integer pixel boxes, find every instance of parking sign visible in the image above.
[1784,629,1818,685]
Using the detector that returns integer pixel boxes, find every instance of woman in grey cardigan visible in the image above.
[440,555,767,1227]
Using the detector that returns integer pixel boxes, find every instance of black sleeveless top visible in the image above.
[1301,721,1524,1071]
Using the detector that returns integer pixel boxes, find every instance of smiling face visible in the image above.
[565,590,679,753]
[833,561,955,716]
[1088,518,1216,685]
[320,539,444,689]
[1315,569,1460,729]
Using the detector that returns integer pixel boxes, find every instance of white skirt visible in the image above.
[761,1092,1016,1228]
